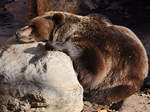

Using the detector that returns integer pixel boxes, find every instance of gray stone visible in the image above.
[121,93,150,112]
[0,42,83,112]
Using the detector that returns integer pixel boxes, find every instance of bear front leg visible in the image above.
[45,41,69,52]
[45,41,83,60]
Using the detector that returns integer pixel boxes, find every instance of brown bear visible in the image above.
[16,11,148,105]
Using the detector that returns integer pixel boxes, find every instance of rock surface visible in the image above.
[82,92,150,112]
[121,93,150,112]
[0,42,83,112]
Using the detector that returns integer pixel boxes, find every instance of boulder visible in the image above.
[0,42,83,112]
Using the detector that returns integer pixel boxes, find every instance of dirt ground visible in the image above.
[0,0,150,112]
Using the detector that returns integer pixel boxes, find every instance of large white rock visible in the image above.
[0,42,83,112]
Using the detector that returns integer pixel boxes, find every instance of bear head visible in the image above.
[16,13,65,43]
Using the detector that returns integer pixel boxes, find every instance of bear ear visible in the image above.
[52,13,65,25]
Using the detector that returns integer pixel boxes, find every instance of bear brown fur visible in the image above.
[16,11,148,105]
